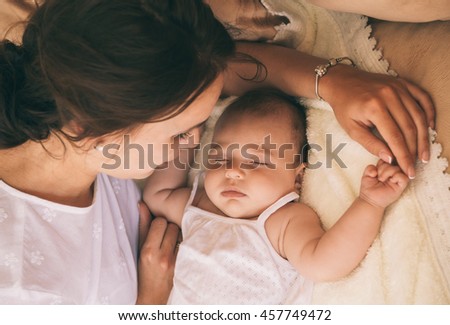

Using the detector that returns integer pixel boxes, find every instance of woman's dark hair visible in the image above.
[0,0,235,149]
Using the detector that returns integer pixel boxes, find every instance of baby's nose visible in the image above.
[225,165,244,179]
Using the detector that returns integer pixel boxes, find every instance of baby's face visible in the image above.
[204,113,302,219]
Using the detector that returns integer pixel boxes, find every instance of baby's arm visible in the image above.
[143,149,194,227]
[270,160,409,282]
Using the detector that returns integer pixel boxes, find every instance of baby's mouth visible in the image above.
[221,187,246,198]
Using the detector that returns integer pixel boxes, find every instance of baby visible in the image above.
[144,89,409,304]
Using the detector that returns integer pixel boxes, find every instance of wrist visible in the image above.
[136,280,172,305]
[314,58,356,102]
[136,293,167,305]
[356,195,386,212]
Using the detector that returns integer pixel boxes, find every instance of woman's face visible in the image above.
[96,75,224,179]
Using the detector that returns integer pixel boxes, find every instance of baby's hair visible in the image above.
[218,89,308,164]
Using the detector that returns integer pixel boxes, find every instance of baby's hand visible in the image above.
[359,160,409,208]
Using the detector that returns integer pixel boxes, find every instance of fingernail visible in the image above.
[379,151,392,164]
[422,152,430,164]
[408,167,416,180]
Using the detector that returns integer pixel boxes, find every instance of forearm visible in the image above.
[224,42,327,97]
[144,149,193,210]
[303,198,384,281]
[307,0,450,22]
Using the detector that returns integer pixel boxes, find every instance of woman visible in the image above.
[0,0,433,304]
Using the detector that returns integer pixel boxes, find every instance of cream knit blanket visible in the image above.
[261,0,450,304]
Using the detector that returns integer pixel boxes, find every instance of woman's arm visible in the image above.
[224,41,435,179]
[306,0,450,22]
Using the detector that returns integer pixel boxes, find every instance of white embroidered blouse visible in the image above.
[0,174,141,304]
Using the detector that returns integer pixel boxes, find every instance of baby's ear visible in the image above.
[294,163,307,194]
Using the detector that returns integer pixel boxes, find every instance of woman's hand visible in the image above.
[225,43,434,178]
[136,201,180,305]
[322,66,435,179]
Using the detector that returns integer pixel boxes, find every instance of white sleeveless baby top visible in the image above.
[168,175,313,305]
[0,174,140,304]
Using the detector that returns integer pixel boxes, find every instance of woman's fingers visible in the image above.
[138,201,179,254]
[138,201,152,250]
[160,222,181,253]
[366,96,416,178]
[136,216,179,305]
[399,79,433,162]
[380,90,418,158]
[399,95,430,163]
[347,109,415,178]
[377,78,431,170]
[366,82,428,178]
[143,216,180,256]
[402,79,435,129]
[145,217,170,250]
[351,125,392,162]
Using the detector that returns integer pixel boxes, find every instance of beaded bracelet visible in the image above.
[314,57,356,101]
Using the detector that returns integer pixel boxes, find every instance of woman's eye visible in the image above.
[176,131,192,142]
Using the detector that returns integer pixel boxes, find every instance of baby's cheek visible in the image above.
[202,174,213,194]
